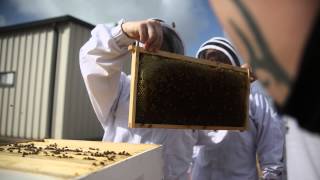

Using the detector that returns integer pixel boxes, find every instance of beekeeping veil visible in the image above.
[196,37,242,67]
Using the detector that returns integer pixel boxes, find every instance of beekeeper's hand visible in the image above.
[121,19,163,52]
[241,63,257,82]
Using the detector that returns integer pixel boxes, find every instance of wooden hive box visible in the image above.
[128,45,250,130]
[0,139,163,180]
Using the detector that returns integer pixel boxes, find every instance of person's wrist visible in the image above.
[111,19,135,48]
[121,22,131,38]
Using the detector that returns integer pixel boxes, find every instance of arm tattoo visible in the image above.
[230,0,291,86]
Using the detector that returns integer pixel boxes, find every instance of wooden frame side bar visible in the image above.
[243,68,251,130]
[128,45,140,128]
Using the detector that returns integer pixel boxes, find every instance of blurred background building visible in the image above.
[0,16,103,140]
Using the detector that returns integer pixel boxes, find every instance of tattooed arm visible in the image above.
[209,0,319,107]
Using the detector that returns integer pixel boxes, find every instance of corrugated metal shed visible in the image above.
[0,15,104,140]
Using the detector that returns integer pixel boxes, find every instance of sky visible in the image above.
[0,0,224,56]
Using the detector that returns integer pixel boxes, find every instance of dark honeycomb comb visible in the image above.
[128,45,250,130]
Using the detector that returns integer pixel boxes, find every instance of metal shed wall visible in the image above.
[51,22,103,139]
[0,28,55,139]
[0,17,103,140]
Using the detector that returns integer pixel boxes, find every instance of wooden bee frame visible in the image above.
[128,45,250,130]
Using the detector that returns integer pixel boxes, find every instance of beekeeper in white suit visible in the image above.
[192,37,285,180]
[79,18,198,180]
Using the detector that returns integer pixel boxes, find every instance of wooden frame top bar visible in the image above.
[128,45,247,74]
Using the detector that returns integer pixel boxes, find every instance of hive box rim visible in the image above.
[0,139,163,179]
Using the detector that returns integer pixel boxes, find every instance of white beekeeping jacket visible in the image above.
[192,81,285,180]
[79,20,198,180]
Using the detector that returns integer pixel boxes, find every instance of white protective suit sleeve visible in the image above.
[250,82,285,179]
[79,19,134,127]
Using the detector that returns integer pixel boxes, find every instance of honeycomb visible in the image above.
[134,53,249,127]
